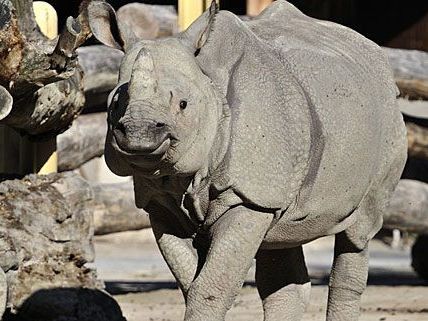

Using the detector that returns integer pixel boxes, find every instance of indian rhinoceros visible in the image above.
[88,1,407,320]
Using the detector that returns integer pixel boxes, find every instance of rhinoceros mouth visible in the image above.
[111,134,173,160]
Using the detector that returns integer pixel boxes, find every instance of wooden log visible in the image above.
[89,178,428,236]
[383,47,428,100]
[117,3,178,40]
[92,180,151,235]
[57,113,107,172]
[5,70,85,138]
[57,112,428,173]
[0,172,101,314]
[77,45,123,112]
[0,0,91,136]
[55,111,428,187]
[384,179,428,234]
[406,122,428,159]
[0,85,12,121]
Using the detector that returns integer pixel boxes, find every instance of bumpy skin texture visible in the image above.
[89,1,407,320]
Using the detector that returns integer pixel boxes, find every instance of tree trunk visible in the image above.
[89,178,428,236]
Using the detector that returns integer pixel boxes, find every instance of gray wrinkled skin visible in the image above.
[89,1,407,320]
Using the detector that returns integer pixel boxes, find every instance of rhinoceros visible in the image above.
[88,1,407,320]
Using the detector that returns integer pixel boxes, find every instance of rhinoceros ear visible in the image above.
[0,85,13,121]
[87,1,137,51]
[181,0,219,56]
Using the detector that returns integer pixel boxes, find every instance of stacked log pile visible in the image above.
[77,46,123,113]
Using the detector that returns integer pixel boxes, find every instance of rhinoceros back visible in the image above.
[244,1,406,244]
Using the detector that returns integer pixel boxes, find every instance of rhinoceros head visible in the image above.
[88,1,225,177]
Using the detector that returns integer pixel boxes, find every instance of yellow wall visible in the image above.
[33,1,58,174]
[178,0,219,30]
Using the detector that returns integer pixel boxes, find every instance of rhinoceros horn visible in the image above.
[130,48,158,95]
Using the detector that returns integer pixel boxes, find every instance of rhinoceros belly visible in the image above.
[261,132,376,249]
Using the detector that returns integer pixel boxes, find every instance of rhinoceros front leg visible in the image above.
[327,232,369,321]
[184,207,273,321]
[256,247,311,321]
[150,211,199,296]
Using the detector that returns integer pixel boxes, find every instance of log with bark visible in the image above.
[56,111,428,173]
[384,179,428,234]
[0,172,107,318]
[384,47,428,100]
[117,3,178,40]
[77,45,123,112]
[74,34,427,119]
[406,122,428,160]
[92,180,151,235]
[57,112,107,172]
[87,178,428,236]
[0,0,92,137]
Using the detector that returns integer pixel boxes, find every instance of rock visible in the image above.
[0,172,106,317]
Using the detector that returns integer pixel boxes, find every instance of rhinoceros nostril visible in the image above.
[156,122,166,128]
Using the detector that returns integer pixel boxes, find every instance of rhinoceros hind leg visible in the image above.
[326,231,369,321]
[255,246,311,321]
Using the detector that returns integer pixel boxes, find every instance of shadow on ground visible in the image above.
[106,271,427,296]
[3,288,127,321]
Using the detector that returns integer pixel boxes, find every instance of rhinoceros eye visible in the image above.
[179,100,187,110]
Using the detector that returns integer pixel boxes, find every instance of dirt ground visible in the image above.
[113,286,428,321]
[92,229,428,321]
